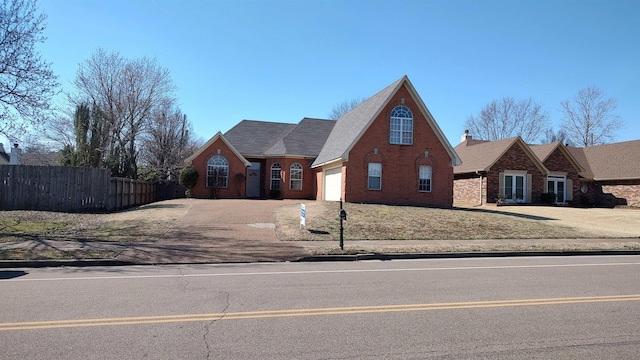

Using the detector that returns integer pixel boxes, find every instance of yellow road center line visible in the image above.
[2,294,639,331]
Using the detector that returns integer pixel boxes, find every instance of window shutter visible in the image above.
[566,179,573,201]
[498,172,505,198]
[526,174,533,203]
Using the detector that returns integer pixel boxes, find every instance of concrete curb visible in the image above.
[0,259,135,269]
[297,250,640,262]
[3,250,640,268]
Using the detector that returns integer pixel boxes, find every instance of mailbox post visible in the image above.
[338,199,347,250]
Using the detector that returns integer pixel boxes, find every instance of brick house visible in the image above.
[453,135,549,205]
[185,76,461,206]
[454,132,639,207]
[568,140,640,207]
[529,142,583,203]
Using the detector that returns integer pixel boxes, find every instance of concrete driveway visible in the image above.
[115,199,311,264]
[469,205,640,238]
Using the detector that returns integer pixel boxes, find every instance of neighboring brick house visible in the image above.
[568,140,640,207]
[185,76,461,206]
[529,142,584,203]
[454,132,639,207]
[453,135,548,205]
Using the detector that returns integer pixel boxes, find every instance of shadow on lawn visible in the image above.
[452,207,556,221]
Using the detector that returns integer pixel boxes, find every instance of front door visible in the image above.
[246,162,261,198]
[547,176,566,204]
[504,174,526,203]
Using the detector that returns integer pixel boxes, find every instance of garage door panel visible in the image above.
[324,168,342,201]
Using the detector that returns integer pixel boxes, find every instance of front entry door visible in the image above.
[246,162,261,198]
[547,176,566,204]
[504,174,526,203]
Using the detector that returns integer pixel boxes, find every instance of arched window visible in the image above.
[270,163,281,190]
[290,163,303,190]
[390,106,413,145]
[207,155,229,188]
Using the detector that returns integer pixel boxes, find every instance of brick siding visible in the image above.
[486,143,544,203]
[344,84,454,207]
[264,158,316,200]
[189,138,247,199]
[601,180,640,207]
[453,174,487,206]
[543,148,581,202]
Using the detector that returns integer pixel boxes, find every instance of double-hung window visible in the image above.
[270,163,281,190]
[290,163,303,190]
[390,106,413,145]
[419,165,432,192]
[368,163,382,190]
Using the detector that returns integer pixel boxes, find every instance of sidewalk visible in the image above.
[2,199,640,267]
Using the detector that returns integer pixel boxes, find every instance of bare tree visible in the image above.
[541,129,573,146]
[328,97,366,120]
[560,87,622,147]
[0,0,59,138]
[464,97,550,143]
[138,100,200,181]
[70,49,175,178]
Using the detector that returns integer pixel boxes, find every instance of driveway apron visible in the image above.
[116,199,310,264]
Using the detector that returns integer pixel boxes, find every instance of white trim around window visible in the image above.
[290,163,303,190]
[270,163,281,190]
[390,106,413,145]
[206,155,229,188]
[419,165,432,192]
[368,163,382,190]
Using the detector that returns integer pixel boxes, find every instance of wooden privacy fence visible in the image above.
[0,165,156,212]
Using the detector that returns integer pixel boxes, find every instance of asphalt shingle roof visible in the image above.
[223,120,296,156]
[264,118,336,157]
[453,137,520,174]
[529,142,560,162]
[312,77,404,167]
[568,140,640,180]
[223,118,336,157]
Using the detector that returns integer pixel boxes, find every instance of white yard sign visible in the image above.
[300,203,306,230]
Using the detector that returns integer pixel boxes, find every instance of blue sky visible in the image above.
[7,0,639,148]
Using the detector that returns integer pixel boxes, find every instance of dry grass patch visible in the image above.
[275,202,599,241]
[0,248,118,260]
[0,206,182,243]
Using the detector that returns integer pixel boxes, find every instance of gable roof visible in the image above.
[529,142,583,173]
[568,140,640,181]
[185,131,251,167]
[311,75,461,168]
[263,118,336,157]
[454,136,547,174]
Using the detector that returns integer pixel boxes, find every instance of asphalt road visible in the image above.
[2,256,640,359]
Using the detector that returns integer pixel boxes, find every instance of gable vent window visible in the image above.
[390,106,413,145]
[270,163,282,190]
[290,163,303,190]
[207,155,229,188]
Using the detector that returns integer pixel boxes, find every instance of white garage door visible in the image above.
[324,167,342,201]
